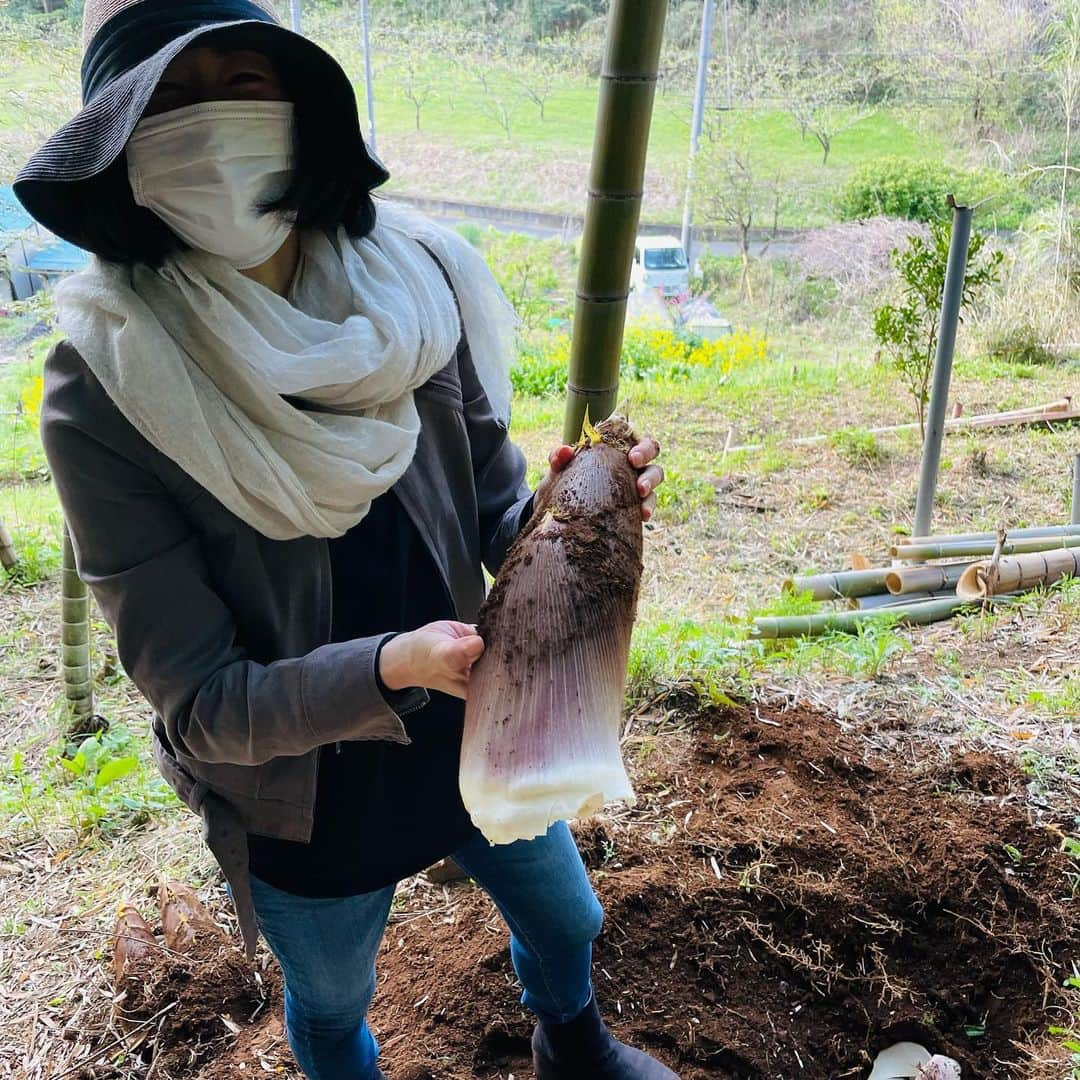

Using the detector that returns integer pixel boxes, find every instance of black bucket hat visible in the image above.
[13,0,389,254]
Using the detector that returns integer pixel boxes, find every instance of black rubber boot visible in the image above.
[532,995,679,1079]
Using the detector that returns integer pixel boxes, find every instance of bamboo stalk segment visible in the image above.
[562,0,669,444]
[891,534,1080,561]
[885,562,975,595]
[750,595,1008,639]
[782,568,891,600]
[61,523,93,721]
[896,525,1080,547]
[0,518,16,571]
[956,549,1080,600]
[852,589,955,610]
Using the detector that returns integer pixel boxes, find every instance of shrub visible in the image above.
[839,157,1030,227]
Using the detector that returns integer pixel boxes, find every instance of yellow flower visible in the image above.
[21,375,44,429]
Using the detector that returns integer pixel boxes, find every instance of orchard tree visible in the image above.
[398,56,435,131]
[514,49,560,121]
[694,140,782,301]
[873,221,1002,437]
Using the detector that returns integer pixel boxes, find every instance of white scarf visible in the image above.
[54,201,516,540]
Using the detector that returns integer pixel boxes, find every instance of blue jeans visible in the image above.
[250,822,604,1080]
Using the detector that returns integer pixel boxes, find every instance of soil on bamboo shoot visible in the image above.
[461,416,643,844]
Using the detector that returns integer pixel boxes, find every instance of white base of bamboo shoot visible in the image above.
[461,763,635,845]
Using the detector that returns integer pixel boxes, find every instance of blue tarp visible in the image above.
[0,186,34,236]
[24,240,89,274]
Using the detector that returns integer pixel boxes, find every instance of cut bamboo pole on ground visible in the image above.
[896,525,1080,547]
[562,0,669,444]
[891,534,1080,561]
[0,518,15,572]
[724,398,1079,455]
[853,589,955,610]
[751,595,1011,640]
[885,562,976,595]
[956,549,1080,600]
[782,567,891,600]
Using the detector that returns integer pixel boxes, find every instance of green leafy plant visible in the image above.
[828,427,885,468]
[873,220,1003,437]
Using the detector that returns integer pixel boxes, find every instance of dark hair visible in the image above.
[77,26,384,266]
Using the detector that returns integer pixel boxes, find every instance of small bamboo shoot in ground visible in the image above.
[460,416,643,844]
[113,903,156,983]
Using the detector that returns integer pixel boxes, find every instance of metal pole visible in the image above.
[913,196,973,538]
[680,0,715,268]
[289,0,301,33]
[360,0,377,154]
[1071,452,1080,525]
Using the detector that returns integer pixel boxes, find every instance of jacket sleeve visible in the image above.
[455,334,533,576]
[40,342,420,767]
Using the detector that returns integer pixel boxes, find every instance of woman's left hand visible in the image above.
[537,434,664,521]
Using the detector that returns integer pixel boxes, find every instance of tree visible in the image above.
[397,56,435,131]
[514,50,560,121]
[694,140,782,301]
[1044,0,1080,307]
[773,57,877,165]
[478,67,524,139]
[873,221,1002,437]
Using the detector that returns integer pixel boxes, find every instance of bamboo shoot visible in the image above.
[460,417,642,844]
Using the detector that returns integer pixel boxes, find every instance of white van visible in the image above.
[630,235,690,297]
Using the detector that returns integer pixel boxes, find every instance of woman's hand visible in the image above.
[536,434,664,521]
[379,621,485,700]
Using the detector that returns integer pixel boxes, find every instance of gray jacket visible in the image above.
[41,334,532,955]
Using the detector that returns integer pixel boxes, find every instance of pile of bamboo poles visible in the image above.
[753,523,1080,639]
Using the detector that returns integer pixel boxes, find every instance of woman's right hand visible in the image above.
[378,621,485,700]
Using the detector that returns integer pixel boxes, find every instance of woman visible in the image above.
[16,1,671,1077]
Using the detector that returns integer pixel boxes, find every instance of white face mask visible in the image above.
[127,100,295,270]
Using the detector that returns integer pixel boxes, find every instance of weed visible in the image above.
[828,427,885,468]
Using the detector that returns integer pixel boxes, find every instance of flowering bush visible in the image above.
[510,326,769,397]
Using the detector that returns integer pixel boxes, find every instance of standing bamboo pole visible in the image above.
[61,522,93,725]
[562,0,670,444]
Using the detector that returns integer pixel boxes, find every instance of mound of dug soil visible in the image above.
[103,702,1076,1079]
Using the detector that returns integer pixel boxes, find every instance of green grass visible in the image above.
[1,12,957,227]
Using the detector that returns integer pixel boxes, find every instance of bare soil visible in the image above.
[98,700,1075,1080]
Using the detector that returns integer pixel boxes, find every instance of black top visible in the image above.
[247,490,479,896]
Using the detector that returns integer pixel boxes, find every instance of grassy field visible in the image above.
[0,12,955,225]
